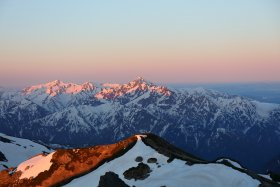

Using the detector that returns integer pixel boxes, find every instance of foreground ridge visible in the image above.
[0,134,279,187]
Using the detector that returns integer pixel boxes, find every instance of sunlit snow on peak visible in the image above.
[22,80,95,96]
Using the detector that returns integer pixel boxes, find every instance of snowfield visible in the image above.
[65,136,260,187]
[17,152,55,179]
[0,133,52,171]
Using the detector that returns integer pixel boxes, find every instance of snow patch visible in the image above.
[135,134,147,140]
[17,152,55,179]
[102,83,121,88]
[23,80,94,96]
[0,133,52,171]
[259,174,272,180]
[252,101,278,118]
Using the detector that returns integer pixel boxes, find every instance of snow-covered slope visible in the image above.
[0,77,280,174]
[22,80,94,96]
[0,134,278,187]
[0,133,52,171]
[66,135,260,187]
[17,152,55,179]
[21,80,96,111]
[96,77,171,99]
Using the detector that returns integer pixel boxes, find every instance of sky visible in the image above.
[0,0,279,87]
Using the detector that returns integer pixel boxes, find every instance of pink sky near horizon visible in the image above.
[2,38,280,87]
[0,0,279,87]
[1,34,279,87]
[1,54,279,88]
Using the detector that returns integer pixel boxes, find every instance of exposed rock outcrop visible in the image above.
[123,163,151,180]
[98,172,130,187]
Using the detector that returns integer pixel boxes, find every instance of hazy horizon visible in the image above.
[1,0,280,87]
[1,77,280,89]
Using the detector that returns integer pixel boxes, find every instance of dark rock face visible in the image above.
[123,163,151,180]
[265,155,280,175]
[98,172,130,187]
[0,136,13,143]
[167,157,174,163]
[135,156,143,162]
[141,134,205,164]
[0,151,7,162]
[147,157,157,163]
[269,172,280,183]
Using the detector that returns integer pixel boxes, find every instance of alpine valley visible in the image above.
[0,77,280,175]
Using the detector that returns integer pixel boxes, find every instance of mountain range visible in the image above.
[0,77,279,174]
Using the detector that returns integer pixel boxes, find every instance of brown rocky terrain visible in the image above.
[0,135,137,187]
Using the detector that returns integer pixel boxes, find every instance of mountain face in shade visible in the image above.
[0,134,279,187]
[0,133,52,171]
[0,77,280,174]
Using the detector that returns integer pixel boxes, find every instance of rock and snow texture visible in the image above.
[66,136,260,187]
[95,76,171,99]
[252,101,278,118]
[0,134,278,187]
[0,133,52,171]
[216,158,243,169]
[17,152,55,179]
[22,80,94,97]
[0,77,280,173]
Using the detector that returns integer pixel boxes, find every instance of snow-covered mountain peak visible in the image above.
[49,79,62,86]
[95,77,171,99]
[22,80,95,96]
[101,83,121,88]
[135,134,148,141]
[136,76,145,80]
[1,78,280,176]
[80,82,95,91]
[131,76,149,83]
